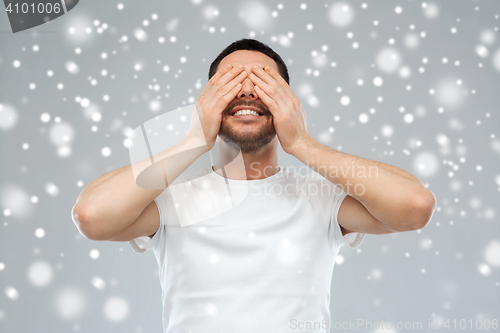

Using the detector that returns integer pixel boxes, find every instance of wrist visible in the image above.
[287,134,316,157]
[184,131,211,152]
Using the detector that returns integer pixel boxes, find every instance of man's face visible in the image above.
[217,50,279,153]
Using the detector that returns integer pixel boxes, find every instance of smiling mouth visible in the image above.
[232,109,264,119]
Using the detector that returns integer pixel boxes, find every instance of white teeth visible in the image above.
[233,109,260,116]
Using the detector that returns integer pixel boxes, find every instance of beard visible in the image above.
[218,100,276,153]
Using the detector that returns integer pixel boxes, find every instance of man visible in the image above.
[72,39,436,332]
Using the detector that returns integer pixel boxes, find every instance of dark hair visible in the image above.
[208,38,290,85]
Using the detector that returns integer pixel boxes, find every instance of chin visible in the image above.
[218,124,276,153]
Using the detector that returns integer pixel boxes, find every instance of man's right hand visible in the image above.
[188,63,247,150]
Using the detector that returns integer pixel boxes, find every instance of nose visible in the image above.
[237,75,258,100]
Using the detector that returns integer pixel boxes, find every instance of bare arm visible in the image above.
[243,64,436,235]
[72,62,247,241]
[291,139,436,233]
[72,133,208,241]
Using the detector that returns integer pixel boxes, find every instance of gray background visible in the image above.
[1,0,499,332]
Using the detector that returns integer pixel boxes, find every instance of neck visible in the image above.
[213,138,280,180]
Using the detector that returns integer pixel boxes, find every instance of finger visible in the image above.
[262,65,289,87]
[207,64,233,87]
[206,64,246,101]
[254,85,281,118]
[204,63,233,95]
[250,64,277,87]
[249,72,290,111]
[212,82,242,114]
[210,69,247,104]
[252,65,294,101]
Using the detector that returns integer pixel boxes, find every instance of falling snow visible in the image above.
[0,1,499,332]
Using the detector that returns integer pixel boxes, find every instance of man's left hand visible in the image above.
[249,64,314,155]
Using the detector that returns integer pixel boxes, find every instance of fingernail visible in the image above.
[225,64,232,70]
[236,64,243,69]
[252,65,259,70]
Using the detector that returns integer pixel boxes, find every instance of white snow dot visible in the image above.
[91,276,106,290]
[133,28,147,42]
[5,286,19,300]
[103,297,129,322]
[205,303,218,315]
[65,61,79,74]
[475,45,489,58]
[28,261,53,287]
[80,98,90,108]
[413,151,439,178]
[404,113,414,123]
[89,249,100,259]
[373,77,383,86]
[101,147,111,157]
[0,104,18,130]
[328,3,354,27]
[484,241,500,267]
[55,288,86,319]
[35,228,45,238]
[478,263,491,276]
[381,125,394,137]
[45,183,59,196]
[209,254,219,263]
[340,96,350,106]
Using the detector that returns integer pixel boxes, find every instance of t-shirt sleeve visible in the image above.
[128,190,168,254]
[330,187,366,249]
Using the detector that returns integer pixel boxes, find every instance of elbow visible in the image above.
[72,202,108,241]
[410,189,437,230]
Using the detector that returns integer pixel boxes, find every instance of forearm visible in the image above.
[291,139,435,229]
[74,134,208,239]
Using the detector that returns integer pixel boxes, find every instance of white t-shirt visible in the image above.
[129,166,366,333]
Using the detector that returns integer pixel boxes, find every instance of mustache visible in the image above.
[223,100,270,116]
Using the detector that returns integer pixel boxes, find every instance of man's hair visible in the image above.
[208,38,290,85]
